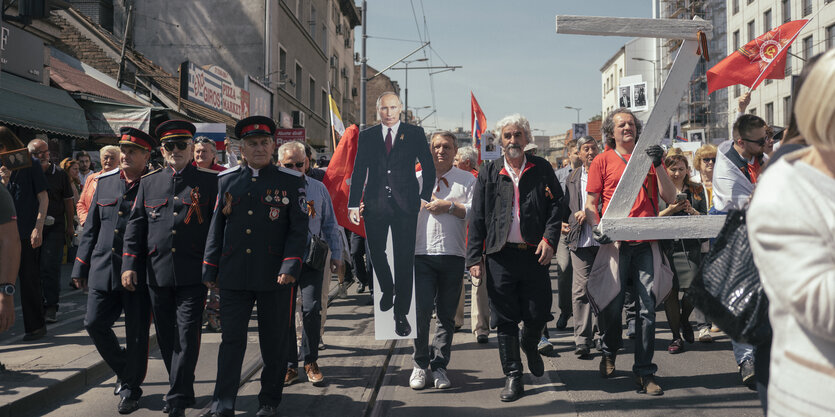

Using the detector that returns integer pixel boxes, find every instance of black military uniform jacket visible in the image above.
[72,168,146,291]
[122,164,219,287]
[202,164,308,291]
[348,123,435,215]
[466,155,564,267]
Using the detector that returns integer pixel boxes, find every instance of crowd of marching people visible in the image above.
[0,49,833,417]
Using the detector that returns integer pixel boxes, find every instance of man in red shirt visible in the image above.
[584,108,675,396]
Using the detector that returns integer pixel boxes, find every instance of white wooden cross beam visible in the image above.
[556,15,726,241]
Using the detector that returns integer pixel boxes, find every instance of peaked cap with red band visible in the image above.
[235,115,276,140]
[156,120,196,143]
[119,127,158,151]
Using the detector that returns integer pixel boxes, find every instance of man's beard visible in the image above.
[505,144,522,159]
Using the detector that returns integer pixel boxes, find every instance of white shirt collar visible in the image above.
[503,155,528,181]
[382,121,401,139]
[248,165,260,177]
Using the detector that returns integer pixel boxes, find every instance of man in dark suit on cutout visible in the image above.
[348,92,435,337]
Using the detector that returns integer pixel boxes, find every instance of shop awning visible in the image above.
[76,99,152,137]
[0,72,90,138]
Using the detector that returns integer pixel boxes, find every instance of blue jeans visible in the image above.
[413,255,464,371]
[598,242,658,377]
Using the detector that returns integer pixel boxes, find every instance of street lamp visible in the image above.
[564,106,581,124]
[403,58,428,120]
[632,57,658,100]
[409,106,431,124]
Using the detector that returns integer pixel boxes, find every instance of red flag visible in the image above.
[707,20,808,94]
[471,92,487,164]
[323,124,365,237]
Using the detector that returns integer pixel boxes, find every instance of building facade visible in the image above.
[600,37,657,124]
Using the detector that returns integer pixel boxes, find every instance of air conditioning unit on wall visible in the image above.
[292,110,306,128]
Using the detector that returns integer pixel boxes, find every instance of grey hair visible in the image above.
[576,136,598,150]
[277,141,306,159]
[602,107,643,149]
[494,114,532,142]
[456,146,478,167]
[26,138,46,152]
[194,136,218,153]
[100,145,120,157]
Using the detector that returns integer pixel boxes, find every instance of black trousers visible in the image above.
[84,286,152,400]
[349,232,373,287]
[18,238,45,333]
[211,288,293,415]
[149,284,205,408]
[364,208,418,315]
[288,265,324,368]
[40,225,65,310]
[485,246,553,336]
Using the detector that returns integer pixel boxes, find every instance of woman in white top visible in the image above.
[747,48,835,417]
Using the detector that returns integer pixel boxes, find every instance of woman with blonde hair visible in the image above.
[747,49,835,415]
[693,144,718,212]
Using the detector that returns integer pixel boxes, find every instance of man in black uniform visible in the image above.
[72,128,155,414]
[121,120,218,417]
[202,116,308,417]
[467,114,563,402]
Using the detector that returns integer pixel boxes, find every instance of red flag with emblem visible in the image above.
[707,20,809,94]
[323,124,365,237]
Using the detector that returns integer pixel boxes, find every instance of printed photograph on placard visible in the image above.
[480,131,501,161]
[687,129,705,143]
[572,123,588,140]
[632,82,648,112]
[618,85,632,109]
[0,148,32,171]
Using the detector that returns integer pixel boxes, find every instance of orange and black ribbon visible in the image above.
[185,187,203,224]
[222,192,233,216]
[307,200,316,218]
[436,177,449,192]
[696,30,710,61]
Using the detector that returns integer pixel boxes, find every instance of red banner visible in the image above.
[322,125,365,237]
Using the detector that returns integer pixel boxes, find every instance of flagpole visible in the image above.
[327,82,337,151]
[746,17,816,94]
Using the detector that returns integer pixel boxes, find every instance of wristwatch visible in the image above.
[0,284,15,296]
[448,202,456,214]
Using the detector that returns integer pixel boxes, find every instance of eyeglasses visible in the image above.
[741,136,767,146]
[163,142,189,151]
[502,131,523,140]
[701,157,715,163]
[283,162,305,168]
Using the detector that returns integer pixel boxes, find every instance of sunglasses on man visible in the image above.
[740,136,767,146]
[283,162,305,168]
[163,141,190,151]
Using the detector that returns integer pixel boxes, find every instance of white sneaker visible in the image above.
[337,283,348,299]
[698,328,713,343]
[409,367,427,390]
[432,368,451,389]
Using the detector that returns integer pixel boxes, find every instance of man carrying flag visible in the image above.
[707,19,809,94]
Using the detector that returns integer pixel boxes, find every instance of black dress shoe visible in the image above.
[118,397,140,414]
[500,374,524,402]
[255,404,278,417]
[357,283,366,293]
[162,403,170,413]
[168,408,185,417]
[575,344,591,359]
[114,378,123,395]
[22,326,47,341]
[379,293,394,311]
[394,313,411,336]
[476,334,488,344]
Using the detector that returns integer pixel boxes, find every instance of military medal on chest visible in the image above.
[265,188,273,202]
[281,190,289,205]
[269,207,280,221]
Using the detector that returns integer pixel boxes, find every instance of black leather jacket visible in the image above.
[466,155,564,267]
